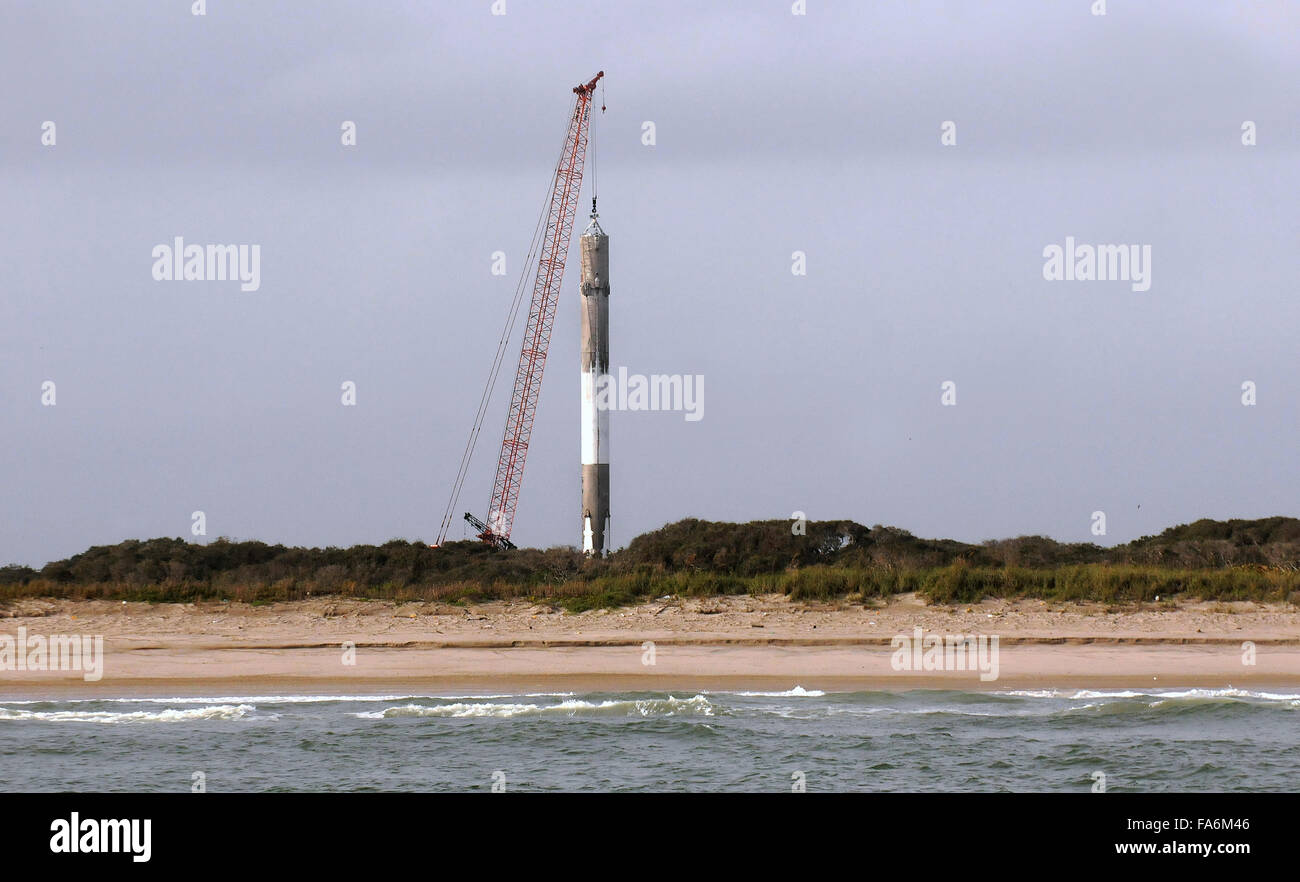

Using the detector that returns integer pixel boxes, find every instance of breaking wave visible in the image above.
[998,687,1300,705]
[730,686,826,698]
[0,692,578,706]
[0,704,256,724]
[354,694,715,720]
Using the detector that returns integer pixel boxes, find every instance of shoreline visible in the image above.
[8,672,1300,703]
[3,595,1299,698]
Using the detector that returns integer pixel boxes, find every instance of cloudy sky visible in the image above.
[2,1,1297,566]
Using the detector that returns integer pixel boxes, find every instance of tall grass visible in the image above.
[917,562,1300,604]
[3,563,1297,610]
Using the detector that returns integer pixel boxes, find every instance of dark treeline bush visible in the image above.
[0,565,37,585]
[1112,517,1300,568]
[3,517,1299,607]
[615,518,871,574]
[17,537,593,593]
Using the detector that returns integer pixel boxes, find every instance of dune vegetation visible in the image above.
[3,517,1299,610]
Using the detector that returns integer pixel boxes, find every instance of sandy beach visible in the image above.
[3,594,1299,697]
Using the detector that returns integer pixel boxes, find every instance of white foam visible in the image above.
[998,687,1300,703]
[1142,687,1300,702]
[730,686,827,698]
[0,692,578,706]
[0,704,255,723]
[354,694,714,720]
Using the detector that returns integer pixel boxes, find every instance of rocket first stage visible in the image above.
[579,200,610,555]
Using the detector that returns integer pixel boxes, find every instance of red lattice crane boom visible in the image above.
[435,71,603,550]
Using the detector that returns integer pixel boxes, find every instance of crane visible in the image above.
[435,71,604,550]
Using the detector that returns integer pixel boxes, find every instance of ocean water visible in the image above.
[1,687,1297,792]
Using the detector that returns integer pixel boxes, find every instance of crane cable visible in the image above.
[592,77,605,203]
[435,96,581,546]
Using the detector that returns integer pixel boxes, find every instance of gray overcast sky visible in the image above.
[2,1,1298,566]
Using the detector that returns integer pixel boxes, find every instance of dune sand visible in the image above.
[2,593,1299,697]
